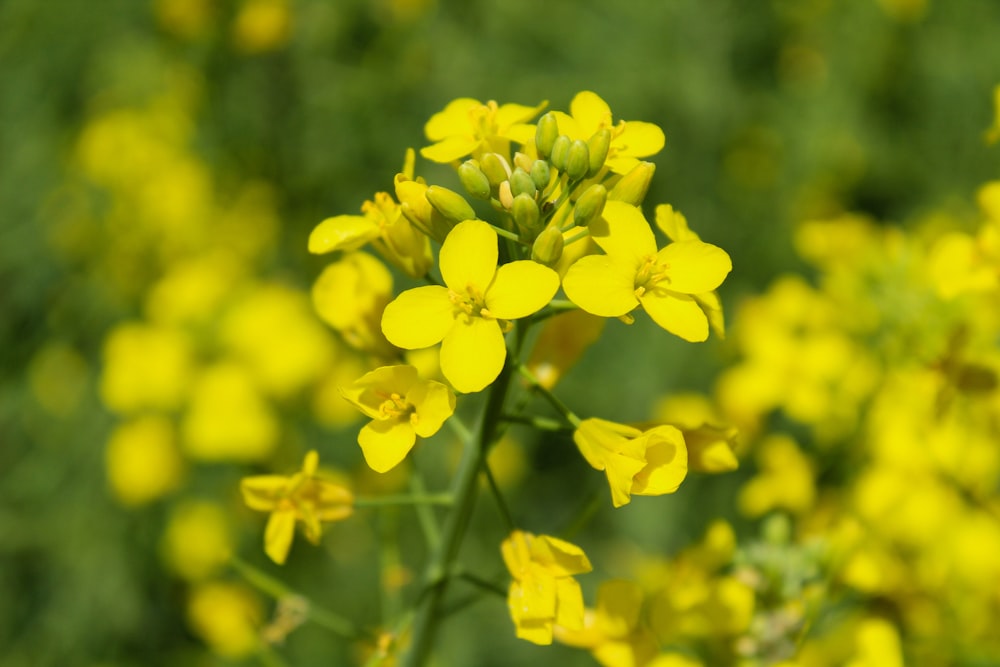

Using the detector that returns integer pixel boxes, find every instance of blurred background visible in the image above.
[2,0,1000,665]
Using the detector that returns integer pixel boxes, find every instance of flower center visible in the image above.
[376,391,412,419]
[448,285,493,320]
[634,255,670,298]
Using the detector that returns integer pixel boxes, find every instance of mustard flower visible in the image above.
[555,579,658,667]
[381,220,560,393]
[420,97,547,163]
[563,201,731,342]
[339,364,456,473]
[553,91,665,175]
[502,530,593,645]
[574,418,688,508]
[240,450,353,564]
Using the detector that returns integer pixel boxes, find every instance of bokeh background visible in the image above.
[3,0,1000,665]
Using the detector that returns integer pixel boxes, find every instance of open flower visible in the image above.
[240,450,353,564]
[420,98,547,163]
[574,418,688,508]
[555,579,659,667]
[381,220,560,393]
[502,530,593,645]
[339,364,455,472]
[563,201,731,342]
[553,91,665,175]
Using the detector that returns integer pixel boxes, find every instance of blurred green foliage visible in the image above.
[1,0,999,665]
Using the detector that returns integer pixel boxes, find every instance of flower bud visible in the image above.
[608,161,655,206]
[480,152,511,188]
[509,167,537,199]
[572,184,607,227]
[426,185,477,223]
[530,160,551,191]
[564,139,590,181]
[587,128,611,177]
[535,112,559,158]
[498,180,515,209]
[512,151,534,174]
[531,226,564,266]
[550,135,571,171]
[458,160,492,200]
[511,193,541,235]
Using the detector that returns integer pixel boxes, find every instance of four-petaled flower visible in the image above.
[339,364,456,473]
[573,418,688,508]
[420,98,547,163]
[553,91,666,175]
[502,530,593,646]
[240,450,353,565]
[381,220,560,393]
[563,201,732,342]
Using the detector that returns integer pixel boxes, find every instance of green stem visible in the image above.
[409,473,442,552]
[524,299,579,327]
[500,413,570,432]
[400,361,514,667]
[517,364,582,427]
[488,222,527,244]
[354,494,454,508]
[480,458,515,533]
[455,569,508,598]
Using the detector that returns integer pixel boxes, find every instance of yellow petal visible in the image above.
[588,200,657,261]
[604,451,647,507]
[639,291,709,342]
[340,365,419,418]
[554,577,586,631]
[563,255,638,317]
[532,535,593,576]
[240,475,285,511]
[570,91,612,135]
[408,379,456,438]
[312,482,354,521]
[420,135,481,163]
[654,204,700,242]
[632,425,688,496]
[440,316,506,393]
[514,567,558,620]
[502,530,533,577]
[552,110,584,141]
[308,215,379,254]
[358,419,417,473]
[613,120,665,158]
[485,260,559,320]
[594,579,644,637]
[381,285,455,349]
[263,509,296,565]
[440,220,497,293]
[658,241,732,293]
[495,101,547,130]
[424,97,480,141]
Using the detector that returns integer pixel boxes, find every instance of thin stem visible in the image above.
[488,222,527,244]
[353,494,454,508]
[524,299,579,327]
[560,488,603,541]
[563,228,590,246]
[517,364,582,428]
[409,473,442,552]
[500,413,570,432]
[480,458,515,533]
[455,569,508,598]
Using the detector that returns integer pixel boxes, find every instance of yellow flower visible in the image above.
[381,220,559,393]
[555,579,658,667]
[563,201,731,342]
[420,97,547,163]
[240,450,354,564]
[312,251,396,356]
[574,418,688,508]
[553,91,665,175]
[309,150,433,278]
[339,364,456,472]
[502,530,592,645]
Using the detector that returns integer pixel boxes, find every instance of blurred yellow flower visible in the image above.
[186,581,263,657]
[105,416,185,506]
[381,220,559,392]
[340,364,456,473]
[502,530,592,645]
[312,251,396,356]
[232,0,291,54]
[555,579,658,667]
[160,500,233,581]
[100,322,194,413]
[241,450,354,564]
[738,434,815,517]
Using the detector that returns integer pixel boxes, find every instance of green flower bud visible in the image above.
[564,139,590,181]
[535,112,559,158]
[530,160,551,191]
[607,161,655,205]
[511,193,541,235]
[513,151,534,174]
[458,160,492,200]
[550,135,571,171]
[426,185,476,223]
[587,128,611,177]
[509,167,537,199]
[531,225,564,266]
[480,152,511,188]
[572,183,607,227]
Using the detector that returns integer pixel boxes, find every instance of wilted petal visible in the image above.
[381,285,455,349]
[440,316,506,393]
[486,260,559,320]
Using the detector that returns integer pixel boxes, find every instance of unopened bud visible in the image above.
[498,180,515,209]
[608,161,655,205]
[564,139,590,181]
[511,193,541,234]
[480,152,511,188]
[587,128,611,177]
[509,168,537,199]
[572,184,607,227]
[530,160,551,191]
[426,186,476,223]
[550,135,571,171]
[531,226,564,266]
[512,151,534,173]
[535,112,559,158]
[458,160,492,200]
